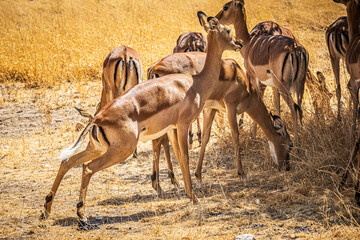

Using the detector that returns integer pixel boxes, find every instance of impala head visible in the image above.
[197,13,242,52]
[215,0,245,25]
[269,113,292,171]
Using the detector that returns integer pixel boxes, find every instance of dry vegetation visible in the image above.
[1,0,360,239]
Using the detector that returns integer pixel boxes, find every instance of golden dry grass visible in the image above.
[1,0,360,239]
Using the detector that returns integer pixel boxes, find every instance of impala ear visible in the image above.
[207,17,220,31]
[232,0,244,6]
[271,114,289,138]
[197,11,210,32]
[316,71,325,84]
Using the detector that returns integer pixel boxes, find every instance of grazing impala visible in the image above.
[326,16,349,120]
[334,0,360,206]
[41,18,242,229]
[305,70,333,118]
[148,51,292,189]
[210,0,309,138]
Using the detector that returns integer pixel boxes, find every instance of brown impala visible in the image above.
[334,0,360,207]
[75,45,143,158]
[148,50,292,191]
[212,0,309,138]
[96,45,143,114]
[173,32,207,146]
[41,17,242,230]
[326,16,349,120]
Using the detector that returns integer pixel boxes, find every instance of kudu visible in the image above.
[326,16,349,120]
[213,0,309,138]
[334,0,360,207]
[41,18,242,230]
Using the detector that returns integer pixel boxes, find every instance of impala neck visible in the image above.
[346,2,360,40]
[245,91,280,142]
[195,31,224,100]
[233,6,251,56]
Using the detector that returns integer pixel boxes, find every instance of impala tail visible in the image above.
[59,117,95,162]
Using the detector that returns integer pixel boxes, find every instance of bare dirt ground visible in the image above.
[1,81,360,240]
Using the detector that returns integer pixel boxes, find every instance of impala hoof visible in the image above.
[40,211,48,220]
[238,173,248,182]
[196,179,204,188]
[77,219,99,231]
[192,195,200,204]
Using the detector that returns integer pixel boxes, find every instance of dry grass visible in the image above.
[1,0,360,239]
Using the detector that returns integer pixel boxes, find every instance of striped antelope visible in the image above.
[148,51,292,190]
[326,16,349,120]
[41,18,242,229]
[334,0,360,207]
[213,0,309,138]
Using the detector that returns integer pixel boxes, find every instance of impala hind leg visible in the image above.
[251,81,266,138]
[189,124,194,148]
[41,141,103,220]
[330,57,342,121]
[77,144,136,230]
[177,124,198,203]
[195,108,217,183]
[196,117,202,146]
[161,134,179,188]
[273,87,281,116]
[226,104,246,181]
[151,137,166,197]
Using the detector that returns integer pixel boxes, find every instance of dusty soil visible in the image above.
[1,82,360,239]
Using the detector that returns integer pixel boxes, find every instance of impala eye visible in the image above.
[223,6,228,11]
[227,29,231,34]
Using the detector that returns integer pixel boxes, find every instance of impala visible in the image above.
[96,45,143,114]
[41,18,242,229]
[173,32,207,53]
[334,0,360,206]
[173,32,207,146]
[305,70,333,118]
[326,16,349,120]
[148,51,292,189]
[211,0,309,138]
[76,45,143,158]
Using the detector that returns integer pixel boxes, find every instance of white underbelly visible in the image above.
[138,125,174,142]
[261,77,275,87]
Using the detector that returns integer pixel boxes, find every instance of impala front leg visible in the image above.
[151,137,166,197]
[226,103,246,181]
[195,108,217,183]
[177,124,199,203]
[161,134,180,188]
